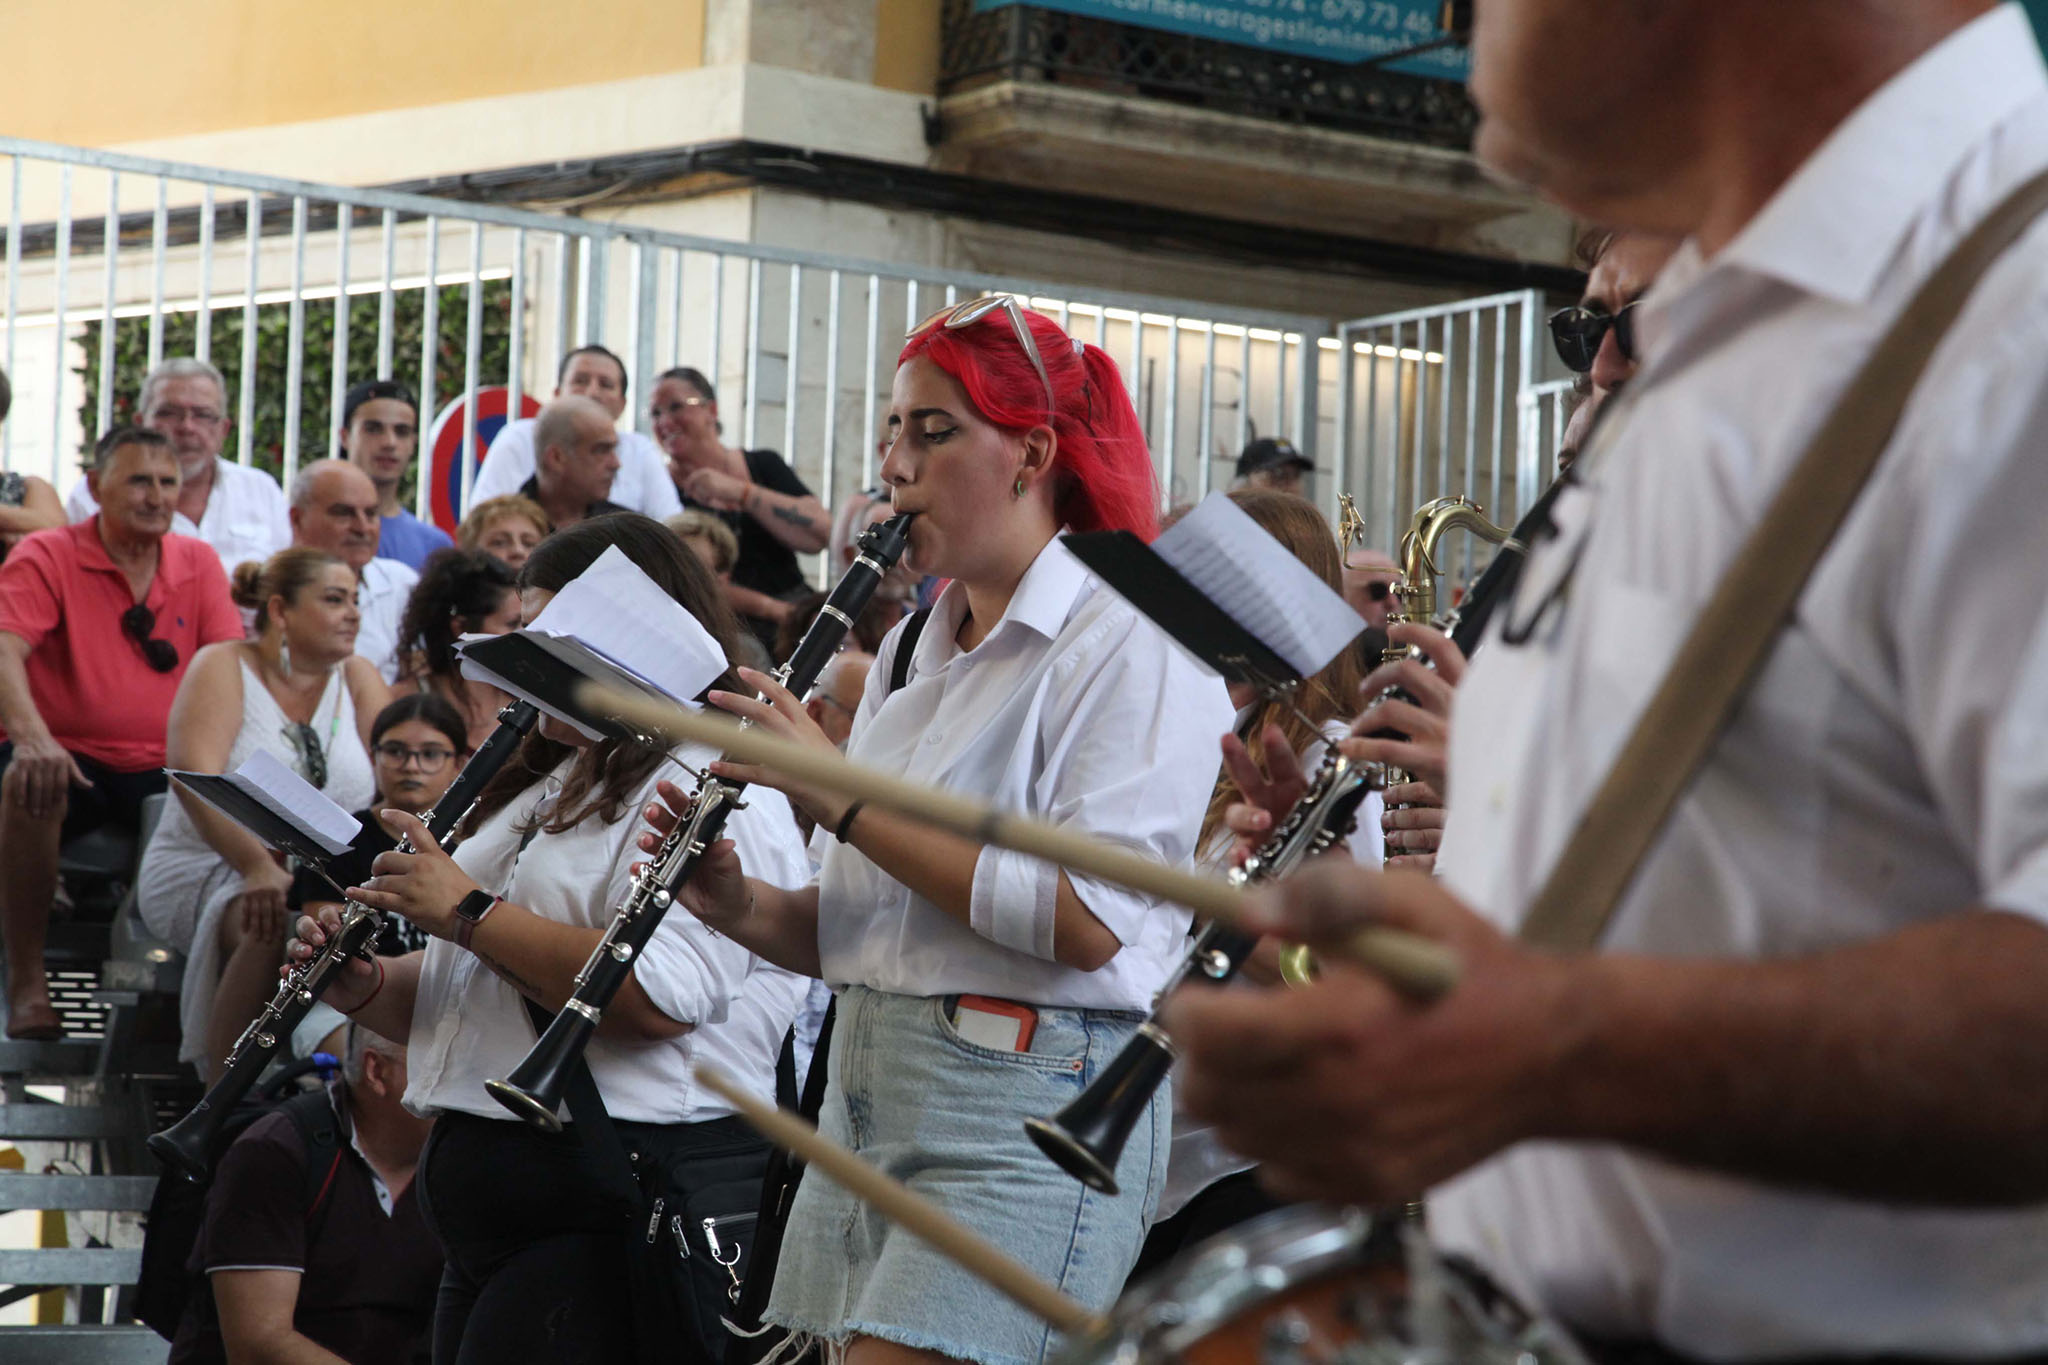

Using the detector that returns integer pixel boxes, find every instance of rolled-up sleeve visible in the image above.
[966,605,1232,956]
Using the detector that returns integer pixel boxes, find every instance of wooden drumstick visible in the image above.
[693,1062,1108,1337]
[582,684,1460,998]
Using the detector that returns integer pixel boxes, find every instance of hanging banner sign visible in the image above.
[975,0,1469,81]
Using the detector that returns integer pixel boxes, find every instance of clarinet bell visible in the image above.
[485,1003,600,1133]
[1023,1022,1176,1196]
[148,1101,219,1183]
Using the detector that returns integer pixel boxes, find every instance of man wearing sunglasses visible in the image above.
[1548,230,1680,467]
[0,428,241,1038]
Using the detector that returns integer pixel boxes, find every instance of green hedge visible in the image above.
[76,279,514,498]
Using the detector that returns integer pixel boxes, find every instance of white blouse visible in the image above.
[814,536,1234,1011]
[406,748,813,1125]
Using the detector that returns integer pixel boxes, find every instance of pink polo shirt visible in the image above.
[0,519,243,771]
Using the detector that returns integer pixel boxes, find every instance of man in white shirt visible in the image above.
[466,346,681,519]
[288,461,416,682]
[67,358,290,575]
[1168,3,2048,1361]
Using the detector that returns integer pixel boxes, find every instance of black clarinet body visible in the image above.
[486,513,915,1130]
[149,699,542,1181]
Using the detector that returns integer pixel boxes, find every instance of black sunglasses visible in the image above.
[120,603,178,674]
[1548,300,1642,374]
[286,721,329,790]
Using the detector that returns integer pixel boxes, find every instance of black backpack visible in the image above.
[135,1077,345,1340]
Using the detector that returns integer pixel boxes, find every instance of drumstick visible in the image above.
[693,1062,1108,1337]
[582,683,1460,998]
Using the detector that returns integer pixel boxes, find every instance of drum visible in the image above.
[1056,1205,1589,1365]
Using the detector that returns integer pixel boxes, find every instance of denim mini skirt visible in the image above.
[765,985,1168,1365]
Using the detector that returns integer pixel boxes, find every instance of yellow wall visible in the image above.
[1,0,707,148]
[873,0,941,94]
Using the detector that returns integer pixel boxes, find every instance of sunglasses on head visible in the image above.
[909,295,1057,416]
[120,603,178,674]
[1548,299,1642,374]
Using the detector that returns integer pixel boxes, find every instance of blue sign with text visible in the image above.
[976,0,1469,82]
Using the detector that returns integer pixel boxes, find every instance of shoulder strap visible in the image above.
[1520,167,2048,951]
[889,607,933,696]
[279,1089,345,1225]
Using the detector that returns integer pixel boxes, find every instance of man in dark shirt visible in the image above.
[517,396,628,531]
[169,1024,439,1365]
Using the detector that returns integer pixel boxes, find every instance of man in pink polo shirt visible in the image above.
[0,427,242,1037]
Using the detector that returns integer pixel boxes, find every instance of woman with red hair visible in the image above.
[647,297,1233,1365]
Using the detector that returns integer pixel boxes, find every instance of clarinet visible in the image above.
[485,513,915,1131]
[149,699,542,1181]
[1025,748,1379,1194]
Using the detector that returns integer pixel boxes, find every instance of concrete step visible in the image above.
[0,1042,102,1079]
[0,1324,167,1363]
[0,1247,143,1286]
[0,1174,157,1212]
[0,1105,136,1141]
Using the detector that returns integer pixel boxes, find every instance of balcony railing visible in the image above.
[936,0,1478,149]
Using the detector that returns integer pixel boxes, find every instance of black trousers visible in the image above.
[419,1111,644,1365]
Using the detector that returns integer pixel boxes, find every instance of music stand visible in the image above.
[166,771,354,902]
[459,632,681,746]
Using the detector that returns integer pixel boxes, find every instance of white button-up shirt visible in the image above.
[469,419,682,520]
[355,556,416,683]
[1431,8,2048,1357]
[815,536,1234,1011]
[67,456,290,575]
[406,754,813,1125]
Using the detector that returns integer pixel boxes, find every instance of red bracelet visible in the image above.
[338,956,386,1016]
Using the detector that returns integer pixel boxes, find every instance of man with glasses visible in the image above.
[1548,230,1680,467]
[0,428,242,1037]
[66,359,291,574]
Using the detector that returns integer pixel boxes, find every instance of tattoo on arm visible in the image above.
[476,953,548,1004]
[770,501,815,530]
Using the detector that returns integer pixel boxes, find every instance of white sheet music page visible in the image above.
[1151,492,1366,678]
[529,545,729,706]
[453,633,607,741]
[226,749,361,857]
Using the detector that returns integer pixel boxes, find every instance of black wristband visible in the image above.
[833,800,866,843]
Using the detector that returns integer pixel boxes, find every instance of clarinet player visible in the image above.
[644,297,1234,1365]
[288,515,812,1363]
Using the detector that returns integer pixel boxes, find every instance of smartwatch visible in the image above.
[452,890,500,952]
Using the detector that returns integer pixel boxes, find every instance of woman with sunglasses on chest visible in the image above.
[139,547,389,1079]
[292,515,814,1365]
[649,298,1235,1365]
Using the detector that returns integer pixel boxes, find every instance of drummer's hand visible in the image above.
[1342,623,1465,798]
[705,667,852,827]
[1220,724,1311,867]
[345,810,484,941]
[1162,860,1586,1205]
[283,905,379,1006]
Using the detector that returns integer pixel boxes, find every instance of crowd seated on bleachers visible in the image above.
[138,547,387,1079]
[0,426,245,1039]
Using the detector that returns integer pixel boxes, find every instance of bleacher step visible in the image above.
[0,1247,142,1286]
[0,1324,167,1363]
[0,1105,134,1140]
[0,1041,101,1078]
[0,1174,157,1212]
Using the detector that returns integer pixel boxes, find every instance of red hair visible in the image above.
[899,306,1159,540]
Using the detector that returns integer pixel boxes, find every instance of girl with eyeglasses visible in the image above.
[645,298,1234,1365]
[139,547,391,1080]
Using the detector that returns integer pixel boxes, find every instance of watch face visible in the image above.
[457,890,495,922]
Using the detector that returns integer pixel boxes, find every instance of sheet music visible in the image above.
[455,634,610,742]
[528,545,729,705]
[172,749,363,858]
[1151,492,1366,677]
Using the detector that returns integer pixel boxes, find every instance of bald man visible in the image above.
[288,460,416,680]
[520,396,627,532]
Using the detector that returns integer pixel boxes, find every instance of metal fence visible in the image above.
[0,136,1569,578]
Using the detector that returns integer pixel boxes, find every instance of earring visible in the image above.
[278,638,292,679]
[1014,474,1027,499]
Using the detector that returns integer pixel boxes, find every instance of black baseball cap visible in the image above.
[1236,437,1313,479]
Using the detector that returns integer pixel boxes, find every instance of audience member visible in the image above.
[1552,228,1680,466]
[667,507,740,582]
[166,1022,439,1365]
[521,397,628,532]
[455,494,547,573]
[338,380,453,570]
[1341,545,1401,634]
[468,346,681,518]
[66,358,290,573]
[0,365,67,556]
[0,428,242,1037]
[390,549,520,749]
[831,489,918,636]
[1232,436,1313,497]
[288,460,417,682]
[774,589,891,659]
[807,650,873,751]
[139,547,386,1077]
[650,366,828,642]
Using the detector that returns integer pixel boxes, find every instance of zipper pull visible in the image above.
[646,1196,665,1245]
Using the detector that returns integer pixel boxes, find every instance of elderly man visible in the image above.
[1173,4,2048,1362]
[0,428,242,1036]
[518,396,628,532]
[288,461,416,682]
[468,346,681,518]
[66,359,290,572]
[337,379,453,571]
